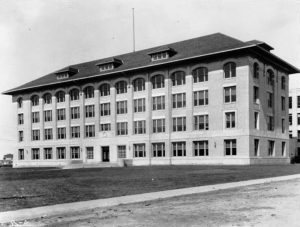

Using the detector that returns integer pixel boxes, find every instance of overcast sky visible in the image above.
[0,0,299,159]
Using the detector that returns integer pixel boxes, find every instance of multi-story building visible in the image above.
[3,33,299,168]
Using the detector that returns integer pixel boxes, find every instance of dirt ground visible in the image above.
[7,178,300,227]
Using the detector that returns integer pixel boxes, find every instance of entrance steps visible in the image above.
[61,162,121,169]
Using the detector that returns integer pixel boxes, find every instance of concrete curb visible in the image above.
[1,173,300,223]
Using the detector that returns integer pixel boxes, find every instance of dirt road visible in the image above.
[9,178,300,226]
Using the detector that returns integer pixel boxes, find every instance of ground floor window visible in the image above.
[254,139,259,156]
[193,141,209,156]
[172,142,186,157]
[268,140,275,156]
[118,145,126,158]
[71,147,80,159]
[18,149,24,160]
[32,148,40,160]
[57,147,66,159]
[281,142,286,156]
[134,144,146,158]
[152,143,165,157]
[44,148,52,159]
[86,147,94,159]
[224,139,236,156]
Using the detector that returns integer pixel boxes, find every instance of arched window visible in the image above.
[151,75,164,89]
[253,63,259,79]
[281,76,286,90]
[100,83,110,96]
[70,89,79,101]
[192,67,208,83]
[84,86,94,99]
[171,71,185,86]
[224,62,236,78]
[56,91,65,103]
[31,95,39,106]
[43,93,52,104]
[115,81,127,94]
[267,69,274,86]
[17,98,23,108]
[133,78,145,92]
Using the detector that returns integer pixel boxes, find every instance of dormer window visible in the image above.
[148,47,176,62]
[151,52,169,61]
[96,58,122,72]
[55,67,78,80]
[99,63,114,72]
[57,73,69,80]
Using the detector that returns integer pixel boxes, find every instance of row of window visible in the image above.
[289,96,300,109]
[289,113,300,126]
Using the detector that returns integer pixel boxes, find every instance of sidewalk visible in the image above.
[1,174,300,224]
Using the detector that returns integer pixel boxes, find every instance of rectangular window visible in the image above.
[32,148,40,160]
[18,131,23,142]
[44,110,52,122]
[86,147,94,159]
[172,93,186,108]
[173,117,186,132]
[18,149,24,160]
[194,115,209,130]
[282,119,285,133]
[254,139,259,156]
[71,146,80,159]
[117,122,128,135]
[298,130,300,142]
[71,107,80,119]
[100,103,110,116]
[224,139,237,156]
[134,98,146,112]
[282,142,286,156]
[100,123,111,131]
[116,101,128,114]
[118,145,126,158]
[44,148,52,160]
[194,90,209,106]
[254,112,259,129]
[85,105,95,118]
[134,120,146,134]
[134,144,146,157]
[32,112,40,123]
[194,141,209,156]
[44,128,53,140]
[18,114,24,125]
[298,113,300,125]
[268,140,275,156]
[289,114,293,125]
[152,143,165,157]
[298,96,300,108]
[57,127,66,139]
[281,97,286,111]
[32,129,40,141]
[57,108,66,121]
[289,130,293,138]
[152,96,165,110]
[253,86,259,103]
[267,92,273,108]
[85,125,95,137]
[289,97,292,109]
[57,147,66,159]
[153,119,165,133]
[71,126,80,138]
[224,86,236,103]
[267,116,274,131]
[172,142,186,157]
[225,112,236,128]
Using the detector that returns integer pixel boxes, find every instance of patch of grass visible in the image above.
[1,165,300,211]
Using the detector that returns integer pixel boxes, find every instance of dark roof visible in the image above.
[3,33,299,95]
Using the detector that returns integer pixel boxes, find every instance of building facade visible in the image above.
[289,86,300,157]
[4,33,299,167]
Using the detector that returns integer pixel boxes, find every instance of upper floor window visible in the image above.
[225,111,236,128]
[32,130,40,141]
[85,105,95,118]
[100,103,110,116]
[100,83,110,96]
[18,114,24,125]
[224,62,236,78]
[173,117,186,132]
[99,63,114,72]
[171,71,185,86]
[71,107,80,119]
[115,81,127,94]
[152,96,165,111]
[194,114,209,131]
[281,76,286,90]
[31,95,39,106]
[43,93,52,104]
[267,92,273,108]
[224,86,236,103]
[253,63,259,79]
[172,93,186,108]
[192,67,208,83]
[289,97,292,109]
[84,86,94,99]
[151,75,164,89]
[17,98,23,108]
[57,108,66,121]
[56,73,69,80]
[32,112,40,123]
[70,89,79,101]
[134,120,146,134]
[134,98,146,113]
[153,119,165,133]
[133,78,145,92]
[56,91,65,103]
[117,122,128,135]
[44,110,53,123]
[151,52,169,61]
[117,101,128,114]
[85,125,95,138]
[267,69,274,86]
[194,90,209,106]
[267,116,274,131]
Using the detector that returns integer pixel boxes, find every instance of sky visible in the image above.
[0,0,299,159]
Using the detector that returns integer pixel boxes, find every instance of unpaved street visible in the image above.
[12,178,300,226]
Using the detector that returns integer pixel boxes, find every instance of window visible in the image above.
[117,101,127,114]
[151,75,164,89]
[194,115,209,130]
[118,146,126,158]
[134,144,146,157]
[84,86,94,99]
[32,130,40,141]
[267,70,274,86]
[194,141,209,156]
[224,86,236,103]
[43,93,52,104]
[134,120,146,134]
[153,119,165,133]
[117,122,128,135]
[70,89,79,101]
[85,105,95,118]
[282,142,286,156]
[57,127,66,139]
[71,147,80,159]
[44,148,52,159]
[281,97,286,111]
[253,86,259,103]
[71,126,80,138]
[152,96,165,110]
[44,110,52,122]
[268,140,275,156]
[100,103,110,116]
[282,119,285,133]
[17,98,23,108]
[289,97,292,109]
[115,81,127,94]
[298,96,300,108]
[267,92,273,108]
[99,63,114,72]
[151,52,169,61]
[100,83,110,96]
[18,149,24,160]
[32,148,40,160]
[192,67,208,83]
[71,107,80,119]
[57,147,66,159]
[18,114,24,125]
[85,125,95,137]
[194,90,208,106]
[289,130,293,138]
[225,112,236,129]
[254,139,259,156]
[86,147,94,159]
[172,142,186,157]
[18,131,23,142]
[289,114,293,125]
[224,139,236,156]
[173,117,186,132]
[32,112,40,123]
[298,131,300,142]
[254,112,259,129]
[298,113,300,125]
[44,128,53,140]
[224,62,236,78]
[56,91,65,103]
[56,72,69,80]
[57,109,66,121]
[267,116,274,131]
[171,71,185,86]
[253,63,259,79]
[172,93,186,108]
[133,78,145,92]
[31,95,39,106]
[134,98,146,112]
[100,123,111,131]
[152,143,165,157]
[281,76,286,90]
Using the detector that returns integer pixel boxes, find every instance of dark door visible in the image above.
[102,146,110,162]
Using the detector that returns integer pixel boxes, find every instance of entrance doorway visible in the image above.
[102,146,110,162]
